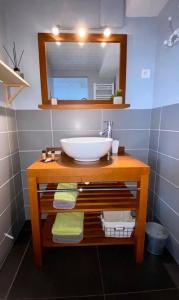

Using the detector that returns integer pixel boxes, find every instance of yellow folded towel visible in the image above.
[58,183,78,190]
[54,183,78,202]
[52,212,84,236]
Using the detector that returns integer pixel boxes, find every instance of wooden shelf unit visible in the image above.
[0,60,29,105]
[27,154,150,266]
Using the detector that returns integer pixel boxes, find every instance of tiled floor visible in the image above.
[0,222,179,300]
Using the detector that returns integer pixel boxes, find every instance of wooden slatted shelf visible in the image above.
[40,182,138,213]
[42,213,135,248]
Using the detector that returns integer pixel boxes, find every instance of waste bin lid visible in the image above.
[145,222,169,239]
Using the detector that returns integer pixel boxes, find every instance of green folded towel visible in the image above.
[54,183,78,202]
[52,212,84,236]
[58,183,78,190]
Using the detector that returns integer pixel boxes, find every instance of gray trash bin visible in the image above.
[145,222,169,255]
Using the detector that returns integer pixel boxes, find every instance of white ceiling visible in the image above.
[47,42,104,73]
[126,0,168,17]
[46,42,120,79]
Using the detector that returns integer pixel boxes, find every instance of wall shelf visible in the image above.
[38,103,130,110]
[0,60,29,105]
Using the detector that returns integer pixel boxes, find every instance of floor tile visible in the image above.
[164,263,179,287]
[27,297,104,300]
[22,220,32,231]
[8,246,103,299]
[105,288,179,299]
[98,245,176,294]
[0,224,30,299]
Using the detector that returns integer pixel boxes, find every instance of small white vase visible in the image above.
[113,96,123,104]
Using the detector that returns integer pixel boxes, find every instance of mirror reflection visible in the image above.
[46,42,120,100]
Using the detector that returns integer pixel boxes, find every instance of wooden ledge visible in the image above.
[38,103,130,110]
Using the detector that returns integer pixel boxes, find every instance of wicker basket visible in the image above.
[103,225,134,238]
[101,218,135,238]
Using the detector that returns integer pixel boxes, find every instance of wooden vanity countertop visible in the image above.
[27,154,150,183]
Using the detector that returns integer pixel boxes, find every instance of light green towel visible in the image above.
[54,183,78,202]
[52,212,84,236]
[58,183,78,190]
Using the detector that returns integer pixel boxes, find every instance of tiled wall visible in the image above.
[0,107,25,268]
[16,109,151,219]
[148,103,179,264]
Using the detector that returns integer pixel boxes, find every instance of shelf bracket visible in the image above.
[3,83,26,106]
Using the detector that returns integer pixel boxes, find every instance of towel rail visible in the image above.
[37,187,140,193]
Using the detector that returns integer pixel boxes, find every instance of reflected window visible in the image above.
[49,77,88,100]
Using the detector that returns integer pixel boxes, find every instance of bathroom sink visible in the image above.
[60,137,113,162]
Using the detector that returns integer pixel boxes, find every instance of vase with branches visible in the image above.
[3,42,24,78]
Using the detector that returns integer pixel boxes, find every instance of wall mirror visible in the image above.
[38,33,128,109]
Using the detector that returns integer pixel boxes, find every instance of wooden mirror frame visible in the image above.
[38,32,128,109]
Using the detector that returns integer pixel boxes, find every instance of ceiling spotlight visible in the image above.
[56,41,61,46]
[101,42,106,48]
[52,26,60,36]
[78,27,87,38]
[103,27,111,38]
[79,42,85,47]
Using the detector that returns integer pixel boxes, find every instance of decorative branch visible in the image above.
[3,42,24,70]
[3,46,15,66]
[13,42,18,68]
[18,49,24,67]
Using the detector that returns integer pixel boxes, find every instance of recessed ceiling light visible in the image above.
[52,26,60,36]
[103,27,111,38]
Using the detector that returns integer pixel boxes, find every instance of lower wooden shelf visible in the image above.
[42,213,135,248]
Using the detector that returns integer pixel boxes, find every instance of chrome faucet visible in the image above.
[100,121,113,138]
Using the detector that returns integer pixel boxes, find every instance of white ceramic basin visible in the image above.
[60,137,113,162]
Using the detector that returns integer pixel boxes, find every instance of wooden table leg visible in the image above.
[28,176,42,267]
[135,174,149,263]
